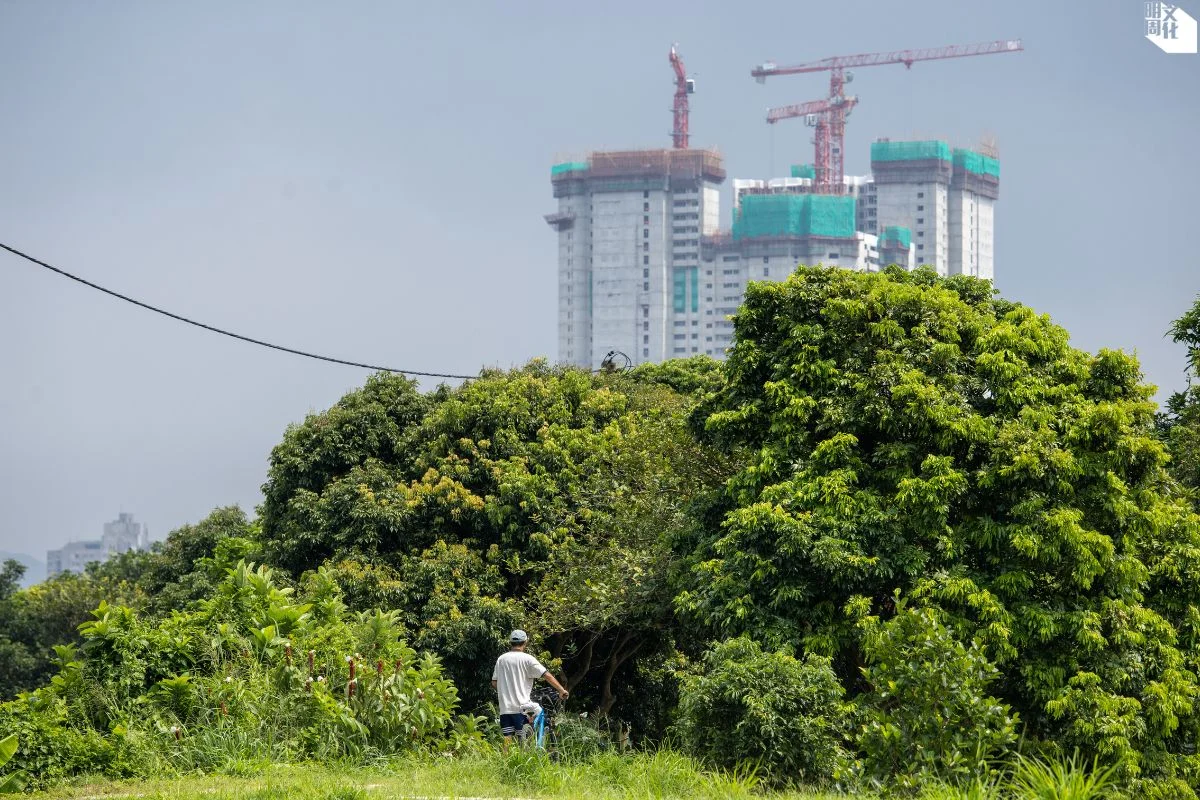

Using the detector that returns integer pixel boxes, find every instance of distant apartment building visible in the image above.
[548,139,1000,366]
[546,149,725,368]
[46,512,148,578]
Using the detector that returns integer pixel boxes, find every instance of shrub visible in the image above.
[1008,750,1118,800]
[856,604,1018,790]
[0,560,482,786]
[671,636,850,784]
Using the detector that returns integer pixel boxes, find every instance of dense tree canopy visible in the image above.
[257,359,731,721]
[677,266,1200,788]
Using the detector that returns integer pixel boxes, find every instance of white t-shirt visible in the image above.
[492,650,547,714]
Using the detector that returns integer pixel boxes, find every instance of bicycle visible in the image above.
[519,685,563,759]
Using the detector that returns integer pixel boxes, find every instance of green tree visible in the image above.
[1160,294,1200,493]
[676,266,1200,788]
[258,360,731,725]
[134,506,259,614]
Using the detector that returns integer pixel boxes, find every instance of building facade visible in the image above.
[46,512,148,578]
[546,149,725,368]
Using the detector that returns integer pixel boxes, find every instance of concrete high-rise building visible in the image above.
[46,512,148,578]
[870,140,999,279]
[546,149,725,368]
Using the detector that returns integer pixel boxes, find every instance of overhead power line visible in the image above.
[0,241,477,380]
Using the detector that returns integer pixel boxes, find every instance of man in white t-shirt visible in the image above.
[491,629,569,747]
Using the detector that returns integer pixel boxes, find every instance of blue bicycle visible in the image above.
[519,685,562,757]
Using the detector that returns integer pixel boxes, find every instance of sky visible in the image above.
[0,0,1197,557]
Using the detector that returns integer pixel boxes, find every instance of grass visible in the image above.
[27,752,854,800]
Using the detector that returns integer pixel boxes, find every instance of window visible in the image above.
[643,335,649,344]
[644,215,649,224]
[691,333,698,340]
[643,243,649,252]
[828,252,839,259]
[643,321,649,331]
[917,192,924,199]
[691,347,698,353]
[643,282,649,290]
[705,283,712,289]
[643,256,649,265]
[762,256,769,263]
[643,268,649,278]
[643,307,649,318]
[706,336,713,342]
[917,218,924,224]
[643,348,649,357]
[917,244,924,251]
[917,205,924,211]
[674,334,686,341]
[918,231,925,237]
[643,202,650,212]
[643,229,649,239]
[763,268,769,276]
[643,190,649,199]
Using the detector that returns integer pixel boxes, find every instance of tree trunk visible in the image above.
[564,635,595,691]
[598,631,643,716]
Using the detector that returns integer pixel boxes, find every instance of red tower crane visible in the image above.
[670,44,695,149]
[753,39,1023,194]
[766,96,859,192]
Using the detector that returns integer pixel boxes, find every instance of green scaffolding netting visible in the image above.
[733,194,856,240]
[952,148,1000,178]
[870,140,951,163]
[690,266,699,312]
[673,269,687,313]
[790,164,816,179]
[551,161,589,176]
[879,225,912,249]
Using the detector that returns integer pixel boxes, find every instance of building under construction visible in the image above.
[546,149,725,369]
[546,40,1015,368]
[548,139,1001,367]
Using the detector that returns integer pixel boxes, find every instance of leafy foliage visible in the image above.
[676,266,1200,789]
[855,604,1018,789]
[0,732,21,793]
[257,360,733,729]
[1160,294,1200,494]
[0,560,479,788]
[671,636,850,785]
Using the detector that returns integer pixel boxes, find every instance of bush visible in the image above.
[671,636,850,784]
[0,560,482,786]
[856,605,1018,790]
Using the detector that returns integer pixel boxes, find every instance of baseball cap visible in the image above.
[509,629,529,643]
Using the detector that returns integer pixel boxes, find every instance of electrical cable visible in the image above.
[0,241,478,380]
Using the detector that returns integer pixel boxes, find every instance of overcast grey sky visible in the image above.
[0,0,1196,557]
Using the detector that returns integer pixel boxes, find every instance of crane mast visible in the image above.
[670,44,693,149]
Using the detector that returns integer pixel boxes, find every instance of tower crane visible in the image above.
[753,39,1023,194]
[766,96,859,192]
[670,44,695,149]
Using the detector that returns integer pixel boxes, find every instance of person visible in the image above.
[491,629,569,748]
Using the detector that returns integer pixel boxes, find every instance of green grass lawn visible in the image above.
[28,753,856,800]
